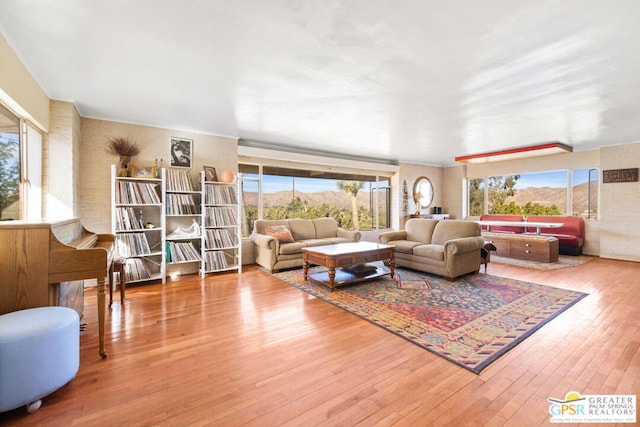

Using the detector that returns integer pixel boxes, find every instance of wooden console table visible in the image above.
[482,232,559,263]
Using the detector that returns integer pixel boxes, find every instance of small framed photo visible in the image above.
[203,166,218,182]
[131,164,157,178]
[170,137,192,168]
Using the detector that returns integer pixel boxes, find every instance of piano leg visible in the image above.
[97,277,107,359]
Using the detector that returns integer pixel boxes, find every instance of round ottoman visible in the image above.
[0,307,80,413]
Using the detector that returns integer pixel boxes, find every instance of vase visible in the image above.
[118,156,132,177]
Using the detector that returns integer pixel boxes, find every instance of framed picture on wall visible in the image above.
[203,166,218,182]
[131,164,157,178]
[170,137,192,168]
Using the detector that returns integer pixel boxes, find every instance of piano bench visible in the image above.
[109,257,126,307]
[0,307,80,414]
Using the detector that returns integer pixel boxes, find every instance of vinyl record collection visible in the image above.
[204,207,238,226]
[166,168,194,192]
[204,228,236,249]
[115,233,152,257]
[204,185,237,204]
[167,241,202,263]
[115,181,161,204]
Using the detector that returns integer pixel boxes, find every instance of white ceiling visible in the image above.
[1,0,640,166]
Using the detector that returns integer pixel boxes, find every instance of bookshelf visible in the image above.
[163,168,202,273]
[200,171,242,275]
[111,165,166,284]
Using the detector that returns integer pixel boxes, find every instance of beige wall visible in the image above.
[46,100,81,219]
[397,163,444,228]
[0,34,49,130]
[80,118,238,234]
[599,143,640,261]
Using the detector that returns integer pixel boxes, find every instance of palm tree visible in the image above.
[337,181,364,230]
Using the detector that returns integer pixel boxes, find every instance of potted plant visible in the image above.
[105,137,140,177]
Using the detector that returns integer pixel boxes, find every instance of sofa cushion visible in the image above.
[386,240,422,254]
[279,241,307,255]
[300,239,335,247]
[253,219,289,235]
[432,220,481,245]
[265,225,295,243]
[328,237,353,244]
[313,217,339,239]
[412,244,445,261]
[405,219,438,243]
[288,219,317,240]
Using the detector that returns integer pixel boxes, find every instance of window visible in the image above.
[239,163,391,237]
[489,171,567,215]
[0,103,20,220]
[467,168,599,218]
[572,168,599,219]
[467,178,485,217]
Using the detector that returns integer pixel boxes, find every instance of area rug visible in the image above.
[491,255,592,270]
[272,265,587,373]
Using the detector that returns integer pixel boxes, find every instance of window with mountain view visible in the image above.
[239,163,390,237]
[468,168,598,219]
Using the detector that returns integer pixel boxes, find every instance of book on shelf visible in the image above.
[123,258,152,281]
[116,181,161,204]
[115,233,152,257]
[204,229,236,249]
[115,207,145,230]
[204,206,238,226]
[166,168,195,192]
[204,184,237,204]
[204,250,235,271]
[167,241,202,263]
[166,194,198,215]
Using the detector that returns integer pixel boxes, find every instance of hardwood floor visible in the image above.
[2,257,639,426]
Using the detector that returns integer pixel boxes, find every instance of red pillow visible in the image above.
[265,225,295,243]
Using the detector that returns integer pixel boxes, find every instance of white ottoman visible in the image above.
[0,307,80,413]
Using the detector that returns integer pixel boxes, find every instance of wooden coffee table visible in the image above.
[302,241,395,290]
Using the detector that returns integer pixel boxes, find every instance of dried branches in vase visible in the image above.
[105,137,140,177]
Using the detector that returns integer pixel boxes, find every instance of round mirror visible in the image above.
[413,176,434,211]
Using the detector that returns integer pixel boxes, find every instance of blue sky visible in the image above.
[514,169,593,188]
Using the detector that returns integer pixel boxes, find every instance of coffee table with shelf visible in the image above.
[302,241,395,290]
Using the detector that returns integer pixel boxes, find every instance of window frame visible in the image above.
[238,162,392,237]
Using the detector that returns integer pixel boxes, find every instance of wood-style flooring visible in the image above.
[1,257,639,426]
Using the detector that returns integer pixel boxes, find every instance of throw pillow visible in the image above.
[265,225,295,243]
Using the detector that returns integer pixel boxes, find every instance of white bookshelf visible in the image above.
[200,171,242,276]
[163,168,202,270]
[111,165,166,284]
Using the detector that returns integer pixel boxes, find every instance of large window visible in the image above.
[467,168,598,219]
[239,163,391,237]
[0,104,20,220]
[572,168,599,219]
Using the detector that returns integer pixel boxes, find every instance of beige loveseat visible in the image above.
[251,218,361,272]
[378,219,484,280]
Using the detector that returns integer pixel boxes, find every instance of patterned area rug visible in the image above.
[272,265,587,373]
[491,255,592,270]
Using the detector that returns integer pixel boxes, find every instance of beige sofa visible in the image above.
[378,219,485,280]
[250,218,361,272]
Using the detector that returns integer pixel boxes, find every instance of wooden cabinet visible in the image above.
[485,233,559,263]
